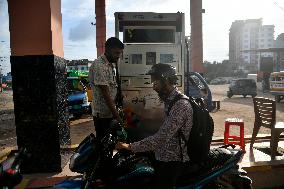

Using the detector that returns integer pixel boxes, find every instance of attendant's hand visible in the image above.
[116,142,131,151]
[116,116,123,125]
[113,110,123,124]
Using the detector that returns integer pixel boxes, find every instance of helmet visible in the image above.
[147,63,178,84]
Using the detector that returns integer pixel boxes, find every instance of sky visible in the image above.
[1,0,284,75]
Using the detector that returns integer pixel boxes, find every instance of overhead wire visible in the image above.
[273,0,284,13]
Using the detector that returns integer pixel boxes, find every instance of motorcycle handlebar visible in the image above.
[110,119,127,141]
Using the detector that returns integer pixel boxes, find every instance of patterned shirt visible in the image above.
[89,55,117,118]
[130,88,193,162]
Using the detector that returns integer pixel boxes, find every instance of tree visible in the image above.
[203,60,235,81]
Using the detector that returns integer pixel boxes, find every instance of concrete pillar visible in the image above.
[8,0,70,173]
[95,0,106,56]
[190,0,204,74]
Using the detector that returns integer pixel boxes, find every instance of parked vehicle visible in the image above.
[227,78,257,98]
[67,77,91,118]
[0,148,28,189]
[270,72,284,103]
[67,70,93,102]
[210,77,227,85]
[247,74,257,83]
[186,72,213,111]
[55,121,252,189]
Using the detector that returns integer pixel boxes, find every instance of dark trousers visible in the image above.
[93,116,113,141]
[153,160,184,189]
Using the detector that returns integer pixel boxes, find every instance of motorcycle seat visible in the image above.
[177,147,241,187]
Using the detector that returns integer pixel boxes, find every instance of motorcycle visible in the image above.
[0,148,28,189]
[55,120,252,189]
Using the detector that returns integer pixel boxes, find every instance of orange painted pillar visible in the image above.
[190,0,204,74]
[8,0,64,57]
[8,0,69,173]
[95,0,106,56]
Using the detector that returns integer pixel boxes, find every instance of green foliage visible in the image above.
[203,60,245,82]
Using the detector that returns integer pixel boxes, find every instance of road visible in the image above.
[210,84,284,137]
[1,84,284,150]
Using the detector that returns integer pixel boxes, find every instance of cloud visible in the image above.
[0,0,9,38]
[68,18,96,41]
[106,0,188,33]
[0,0,11,75]
[1,0,283,64]
[107,0,186,16]
[62,0,94,19]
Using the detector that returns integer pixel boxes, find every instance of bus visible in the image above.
[270,72,284,103]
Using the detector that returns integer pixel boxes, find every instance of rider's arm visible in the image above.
[129,100,193,153]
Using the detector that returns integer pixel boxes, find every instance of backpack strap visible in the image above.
[166,94,189,116]
[178,129,188,162]
[178,130,184,162]
[166,93,189,161]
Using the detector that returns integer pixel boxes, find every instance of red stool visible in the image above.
[224,118,245,151]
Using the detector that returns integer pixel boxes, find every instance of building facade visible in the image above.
[273,33,284,71]
[66,59,93,72]
[229,19,274,66]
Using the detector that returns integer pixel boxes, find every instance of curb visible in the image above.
[0,146,16,161]
[0,145,79,162]
[243,160,284,173]
[14,178,30,189]
[60,144,79,151]
[0,109,14,115]
[212,134,284,144]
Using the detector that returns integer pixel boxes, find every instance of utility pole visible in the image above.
[0,59,3,92]
[0,40,7,92]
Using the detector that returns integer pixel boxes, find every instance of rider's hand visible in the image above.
[116,142,131,151]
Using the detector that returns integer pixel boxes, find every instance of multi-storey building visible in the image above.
[66,59,93,72]
[229,19,274,66]
[273,33,284,71]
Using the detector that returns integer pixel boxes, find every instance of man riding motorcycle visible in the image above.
[116,63,193,188]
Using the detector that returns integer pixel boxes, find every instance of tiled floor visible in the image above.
[240,140,284,167]
[212,136,284,168]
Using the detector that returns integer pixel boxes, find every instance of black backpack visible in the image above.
[167,94,214,163]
